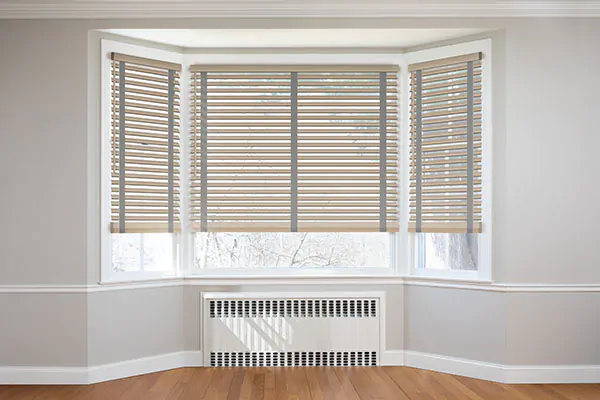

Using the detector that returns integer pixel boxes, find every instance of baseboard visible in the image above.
[87,351,203,384]
[3,350,599,385]
[401,350,600,384]
[0,351,203,385]
[403,351,506,382]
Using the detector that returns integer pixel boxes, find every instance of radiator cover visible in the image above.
[202,293,383,367]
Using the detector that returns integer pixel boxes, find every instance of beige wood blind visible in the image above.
[190,65,399,232]
[409,52,483,234]
[110,53,182,233]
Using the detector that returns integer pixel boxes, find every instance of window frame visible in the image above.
[100,39,185,283]
[405,39,493,282]
[99,38,492,283]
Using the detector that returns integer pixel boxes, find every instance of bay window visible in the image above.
[100,38,491,282]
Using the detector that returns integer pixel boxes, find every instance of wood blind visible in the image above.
[409,53,483,233]
[110,53,182,233]
[189,65,399,232]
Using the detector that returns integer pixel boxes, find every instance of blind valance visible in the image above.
[409,52,483,233]
[190,66,399,232]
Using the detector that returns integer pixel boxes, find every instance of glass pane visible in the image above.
[418,233,478,271]
[193,232,389,269]
[111,233,175,273]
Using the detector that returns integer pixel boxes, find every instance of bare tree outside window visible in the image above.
[193,232,389,269]
[418,233,477,271]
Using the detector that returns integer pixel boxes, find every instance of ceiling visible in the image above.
[1,0,599,19]
[104,28,490,49]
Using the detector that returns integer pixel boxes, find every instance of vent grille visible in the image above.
[210,351,377,367]
[209,299,377,318]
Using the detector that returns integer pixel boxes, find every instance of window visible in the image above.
[100,39,491,282]
[407,40,491,280]
[188,65,399,273]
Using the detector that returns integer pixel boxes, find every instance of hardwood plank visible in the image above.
[2,367,600,400]
[274,367,311,399]
[200,368,235,400]
[331,368,361,400]
[383,366,436,400]
[176,367,215,400]
[226,368,246,400]
[262,367,276,400]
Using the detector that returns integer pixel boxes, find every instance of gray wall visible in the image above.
[0,293,88,367]
[87,286,184,366]
[404,286,507,364]
[0,17,599,369]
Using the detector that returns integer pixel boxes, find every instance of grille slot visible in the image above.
[210,351,378,367]
[209,299,377,318]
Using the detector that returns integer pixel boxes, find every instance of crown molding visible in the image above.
[1,1,600,19]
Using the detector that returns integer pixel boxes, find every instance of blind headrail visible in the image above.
[190,64,400,73]
[111,52,182,72]
[408,52,482,72]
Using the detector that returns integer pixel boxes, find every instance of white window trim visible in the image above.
[99,39,184,283]
[405,39,493,282]
[98,37,492,283]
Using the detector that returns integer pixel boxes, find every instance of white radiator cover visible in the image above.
[202,292,384,367]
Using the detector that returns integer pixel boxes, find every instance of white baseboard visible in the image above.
[0,351,203,385]
[403,351,506,382]
[88,351,203,384]
[396,350,600,384]
[3,350,599,385]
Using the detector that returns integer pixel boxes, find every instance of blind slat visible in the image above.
[190,64,399,231]
[409,54,484,234]
[110,54,181,233]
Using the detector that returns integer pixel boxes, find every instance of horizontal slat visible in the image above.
[410,201,482,207]
[421,66,481,83]
[409,215,481,221]
[422,106,482,119]
[191,65,399,72]
[123,116,180,127]
[422,76,482,91]
[111,201,180,207]
[114,78,171,92]
[410,179,482,188]
[416,172,482,180]
[408,222,482,233]
[123,71,172,84]
[110,222,181,233]
[422,85,482,100]
[190,221,399,233]
[409,187,480,195]
[117,95,180,107]
[408,52,482,72]
[112,53,182,71]
[408,194,482,201]
[115,100,180,113]
[111,215,179,221]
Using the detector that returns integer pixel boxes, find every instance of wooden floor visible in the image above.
[1,367,600,399]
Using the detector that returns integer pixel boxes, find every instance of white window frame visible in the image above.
[98,37,492,283]
[99,39,185,283]
[404,39,493,282]
[183,52,403,278]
